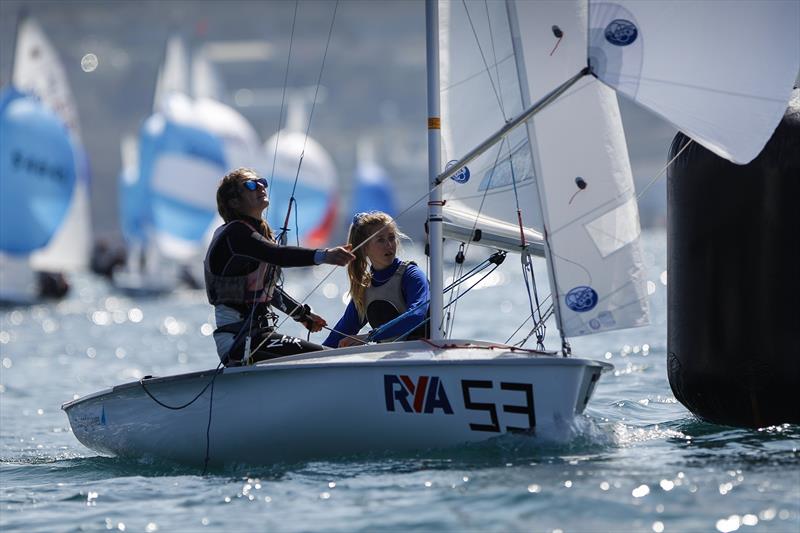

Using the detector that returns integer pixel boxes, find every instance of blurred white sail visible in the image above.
[264,129,338,247]
[264,97,338,247]
[192,47,225,101]
[153,35,190,112]
[3,16,90,279]
[12,17,80,137]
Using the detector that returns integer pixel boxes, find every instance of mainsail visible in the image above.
[153,35,190,112]
[14,17,91,273]
[438,0,544,255]
[438,0,649,338]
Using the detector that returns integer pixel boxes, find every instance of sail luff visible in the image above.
[153,35,190,112]
[505,0,569,350]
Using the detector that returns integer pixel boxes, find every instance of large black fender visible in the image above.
[666,89,800,428]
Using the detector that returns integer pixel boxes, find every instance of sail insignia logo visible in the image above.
[384,375,454,414]
[565,286,598,312]
[446,160,471,184]
[604,19,638,46]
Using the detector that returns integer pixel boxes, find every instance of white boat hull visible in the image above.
[63,341,610,466]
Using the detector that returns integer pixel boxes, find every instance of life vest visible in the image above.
[362,262,408,327]
[203,220,279,307]
[361,261,427,340]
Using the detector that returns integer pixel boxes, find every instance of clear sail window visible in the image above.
[584,197,640,258]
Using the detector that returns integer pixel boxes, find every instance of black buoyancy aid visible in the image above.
[203,220,279,307]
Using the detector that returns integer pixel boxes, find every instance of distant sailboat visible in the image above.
[63,0,797,467]
[0,16,91,304]
[115,36,264,294]
[263,97,338,247]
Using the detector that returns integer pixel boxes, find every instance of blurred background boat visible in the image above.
[112,35,265,295]
[0,14,91,305]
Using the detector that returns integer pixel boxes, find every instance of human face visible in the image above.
[236,177,269,219]
[365,225,397,271]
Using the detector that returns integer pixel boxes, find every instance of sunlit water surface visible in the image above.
[1,229,798,532]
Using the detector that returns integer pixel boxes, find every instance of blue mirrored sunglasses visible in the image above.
[243,178,268,191]
[352,210,379,224]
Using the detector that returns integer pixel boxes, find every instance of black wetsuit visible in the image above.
[206,216,323,365]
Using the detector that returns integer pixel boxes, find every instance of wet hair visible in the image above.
[216,167,272,239]
[346,211,408,317]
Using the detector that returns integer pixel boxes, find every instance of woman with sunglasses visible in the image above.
[204,167,354,366]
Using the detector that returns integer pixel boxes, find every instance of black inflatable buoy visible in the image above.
[666,89,800,428]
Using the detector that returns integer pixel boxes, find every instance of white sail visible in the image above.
[191,47,225,101]
[12,18,80,136]
[588,0,800,165]
[438,0,544,255]
[153,35,190,112]
[512,0,649,337]
[11,17,90,273]
[192,97,263,171]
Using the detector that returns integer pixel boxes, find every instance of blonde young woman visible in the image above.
[323,211,429,348]
[204,168,354,365]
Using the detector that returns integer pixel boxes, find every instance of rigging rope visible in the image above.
[462,0,507,118]
[138,362,225,474]
[267,0,299,198]
[636,138,693,201]
[278,0,340,245]
[274,186,432,332]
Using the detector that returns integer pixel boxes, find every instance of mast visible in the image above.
[425,0,444,340]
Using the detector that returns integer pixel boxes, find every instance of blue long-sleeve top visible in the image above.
[323,258,429,347]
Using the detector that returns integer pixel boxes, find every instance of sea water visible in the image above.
[1,228,798,532]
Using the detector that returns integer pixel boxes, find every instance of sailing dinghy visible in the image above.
[63,0,798,467]
[0,16,91,304]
